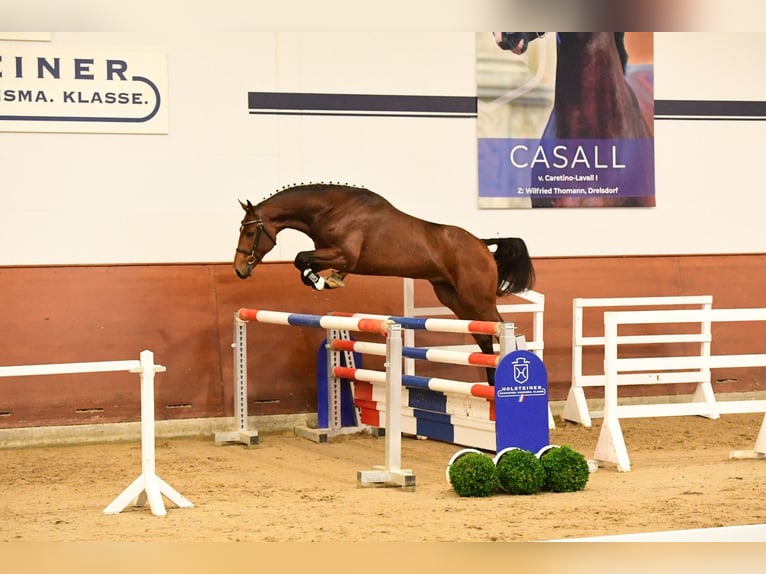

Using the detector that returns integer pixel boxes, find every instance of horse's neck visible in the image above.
[261,190,322,235]
[554,33,642,138]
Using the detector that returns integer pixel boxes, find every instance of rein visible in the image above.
[236,209,277,265]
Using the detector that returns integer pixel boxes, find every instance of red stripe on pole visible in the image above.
[333,366,357,379]
[467,352,499,367]
[237,308,259,321]
[466,320,501,335]
[470,384,495,400]
[330,339,357,352]
[357,318,390,334]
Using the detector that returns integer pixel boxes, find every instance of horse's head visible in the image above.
[233,200,278,279]
[493,32,547,55]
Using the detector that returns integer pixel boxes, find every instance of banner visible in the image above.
[477,32,655,208]
[0,47,168,134]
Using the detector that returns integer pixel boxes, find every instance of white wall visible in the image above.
[1,31,764,265]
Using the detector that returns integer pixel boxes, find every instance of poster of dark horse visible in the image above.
[477,33,655,208]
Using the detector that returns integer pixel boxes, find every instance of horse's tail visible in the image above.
[482,238,535,296]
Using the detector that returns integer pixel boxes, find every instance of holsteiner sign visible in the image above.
[0,48,168,133]
[494,350,549,453]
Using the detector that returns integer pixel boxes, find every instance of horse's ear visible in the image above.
[238,199,252,211]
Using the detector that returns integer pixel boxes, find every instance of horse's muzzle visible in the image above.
[234,266,251,279]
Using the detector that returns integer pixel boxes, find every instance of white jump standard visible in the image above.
[594,307,766,471]
[0,350,192,517]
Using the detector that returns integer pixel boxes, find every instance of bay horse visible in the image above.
[233,183,535,383]
[494,32,655,207]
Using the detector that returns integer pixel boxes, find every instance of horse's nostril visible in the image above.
[235,268,247,279]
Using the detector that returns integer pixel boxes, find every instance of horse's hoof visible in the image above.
[325,272,346,289]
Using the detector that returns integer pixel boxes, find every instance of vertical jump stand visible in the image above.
[213,317,259,446]
[103,350,194,517]
[356,323,415,488]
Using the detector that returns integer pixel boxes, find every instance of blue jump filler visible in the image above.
[494,350,550,452]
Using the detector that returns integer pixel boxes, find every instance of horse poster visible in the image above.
[477,33,655,208]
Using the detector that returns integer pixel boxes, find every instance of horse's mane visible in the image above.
[255,181,368,207]
[614,32,628,74]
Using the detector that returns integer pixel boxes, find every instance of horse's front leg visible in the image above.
[294,249,349,291]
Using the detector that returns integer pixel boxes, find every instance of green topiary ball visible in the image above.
[448,452,499,497]
[539,445,590,492]
[495,448,545,495]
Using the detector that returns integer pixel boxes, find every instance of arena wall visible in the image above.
[1,254,764,429]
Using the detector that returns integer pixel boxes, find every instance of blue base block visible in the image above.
[413,409,454,443]
[316,339,362,428]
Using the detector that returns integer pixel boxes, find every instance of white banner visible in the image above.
[0,48,168,133]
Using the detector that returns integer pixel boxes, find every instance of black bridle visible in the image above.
[235,209,277,266]
[495,32,547,51]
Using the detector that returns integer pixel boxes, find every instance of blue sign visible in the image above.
[479,137,655,201]
[494,350,549,452]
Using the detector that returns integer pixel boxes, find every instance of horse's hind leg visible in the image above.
[429,281,501,384]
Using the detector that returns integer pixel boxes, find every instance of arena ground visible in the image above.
[1,413,765,543]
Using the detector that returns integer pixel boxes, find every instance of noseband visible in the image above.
[236,209,277,266]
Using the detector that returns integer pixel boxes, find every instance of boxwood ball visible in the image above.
[448,452,499,497]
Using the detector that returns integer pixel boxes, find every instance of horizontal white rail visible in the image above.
[577,371,708,387]
[578,333,710,346]
[0,360,140,378]
[575,295,714,308]
[607,307,766,325]
[615,400,766,419]
[616,353,766,372]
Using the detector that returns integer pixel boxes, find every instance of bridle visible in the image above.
[236,209,277,266]
[495,32,547,51]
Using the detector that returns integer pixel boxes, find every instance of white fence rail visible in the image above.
[593,308,766,472]
[403,278,544,358]
[563,295,713,427]
[402,278,551,427]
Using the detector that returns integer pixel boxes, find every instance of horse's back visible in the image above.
[331,188,493,281]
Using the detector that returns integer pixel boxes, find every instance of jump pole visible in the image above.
[103,350,193,516]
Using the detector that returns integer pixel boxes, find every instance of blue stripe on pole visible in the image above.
[388,316,429,330]
[286,313,322,328]
[402,347,430,361]
[402,374,432,390]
